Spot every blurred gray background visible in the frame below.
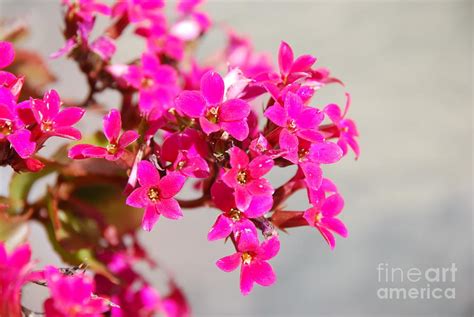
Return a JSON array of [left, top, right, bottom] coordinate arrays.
[[0, 0, 472, 316]]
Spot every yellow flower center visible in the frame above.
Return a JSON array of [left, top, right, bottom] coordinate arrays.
[[287, 119, 297, 132], [147, 188, 160, 202], [314, 212, 323, 224], [41, 121, 54, 132], [236, 170, 248, 185], [229, 208, 241, 222], [205, 107, 219, 124], [176, 160, 186, 170], [0, 121, 13, 136], [241, 252, 252, 265], [141, 76, 154, 89], [106, 143, 118, 154]]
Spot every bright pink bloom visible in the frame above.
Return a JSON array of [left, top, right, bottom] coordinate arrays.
[[43, 266, 109, 317], [69, 109, 138, 161], [207, 181, 272, 241], [323, 93, 360, 158], [113, 0, 164, 23], [221, 147, 274, 211], [277, 41, 317, 84], [264, 92, 324, 163], [0, 41, 14, 69], [63, 0, 111, 22], [110, 53, 178, 115], [0, 88, 36, 158], [126, 160, 186, 231], [0, 243, 35, 317], [171, 0, 210, 42], [216, 236, 280, 295], [30, 89, 85, 140], [175, 71, 251, 141], [161, 280, 191, 317], [304, 179, 348, 249]]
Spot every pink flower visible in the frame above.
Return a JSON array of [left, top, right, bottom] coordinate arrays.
[[126, 160, 186, 231], [221, 147, 274, 211], [264, 92, 324, 163], [69, 109, 138, 161], [30, 89, 85, 140], [63, 0, 111, 22], [111, 53, 178, 115], [277, 41, 317, 85], [0, 243, 35, 317], [175, 71, 251, 141], [216, 236, 280, 295], [207, 181, 272, 241], [323, 93, 360, 159], [0, 41, 14, 69], [113, 0, 164, 23], [0, 88, 36, 158], [303, 180, 348, 249], [43, 266, 109, 317]]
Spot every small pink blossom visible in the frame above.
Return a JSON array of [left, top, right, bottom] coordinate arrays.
[[207, 181, 272, 242], [0, 243, 35, 317], [304, 179, 348, 249], [0, 88, 36, 158], [221, 147, 274, 211], [69, 109, 138, 161], [265, 92, 324, 163], [43, 266, 109, 317], [216, 236, 280, 295], [126, 160, 186, 231], [323, 93, 360, 158], [175, 71, 251, 141], [63, 0, 111, 22], [0, 41, 15, 69], [112, 0, 164, 23], [30, 89, 85, 140]]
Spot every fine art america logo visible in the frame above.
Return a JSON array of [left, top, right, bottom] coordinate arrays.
[[376, 263, 456, 300]]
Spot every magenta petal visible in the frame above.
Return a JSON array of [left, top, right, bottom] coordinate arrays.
[[175, 91, 206, 118], [247, 178, 273, 196], [221, 168, 238, 188], [264, 105, 287, 127], [290, 54, 317, 73], [324, 103, 342, 122], [8, 129, 35, 158], [211, 181, 236, 212], [228, 147, 249, 168], [54, 107, 85, 127], [103, 109, 121, 141], [126, 187, 148, 208], [207, 215, 233, 241], [235, 224, 259, 251], [53, 126, 82, 140], [82, 146, 108, 158], [278, 41, 294, 76], [216, 253, 241, 272], [156, 198, 183, 220], [44, 89, 61, 117], [240, 264, 254, 295], [235, 186, 251, 211], [279, 129, 298, 163], [248, 155, 274, 178], [318, 226, 336, 250], [200, 71, 224, 104], [118, 130, 139, 148], [303, 207, 318, 227], [221, 120, 249, 141], [300, 162, 322, 189], [284, 92, 303, 119], [137, 160, 160, 186], [68, 144, 95, 159], [258, 237, 280, 261], [244, 195, 273, 218], [159, 172, 186, 199], [309, 142, 343, 164], [199, 116, 220, 135], [322, 217, 348, 238], [322, 193, 344, 217], [142, 204, 160, 232], [0, 41, 15, 69], [9, 244, 32, 267], [250, 261, 276, 286], [219, 99, 250, 121], [295, 108, 323, 130]]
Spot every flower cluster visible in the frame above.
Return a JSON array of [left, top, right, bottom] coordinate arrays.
[[0, 0, 359, 315]]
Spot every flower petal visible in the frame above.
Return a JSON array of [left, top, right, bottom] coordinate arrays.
[[137, 160, 160, 186], [200, 71, 224, 104], [250, 260, 276, 286], [118, 130, 139, 148], [221, 120, 249, 141], [284, 92, 303, 119], [207, 215, 233, 241], [278, 41, 294, 76], [318, 226, 336, 250], [7, 129, 35, 158], [0, 41, 15, 69], [54, 107, 85, 127], [126, 187, 149, 208], [248, 155, 273, 178], [300, 162, 323, 189], [53, 126, 82, 140], [322, 193, 344, 217], [159, 172, 186, 199], [219, 99, 250, 121], [175, 91, 206, 118], [321, 217, 348, 238], [142, 204, 160, 232], [199, 116, 220, 135], [295, 107, 323, 130], [240, 264, 254, 295], [290, 54, 317, 73], [82, 146, 108, 158], [258, 237, 280, 261], [244, 195, 273, 218], [235, 186, 251, 211], [156, 198, 183, 220], [216, 252, 241, 272], [264, 105, 287, 127], [247, 178, 273, 196], [103, 109, 121, 141], [309, 142, 343, 164], [228, 147, 249, 169]]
